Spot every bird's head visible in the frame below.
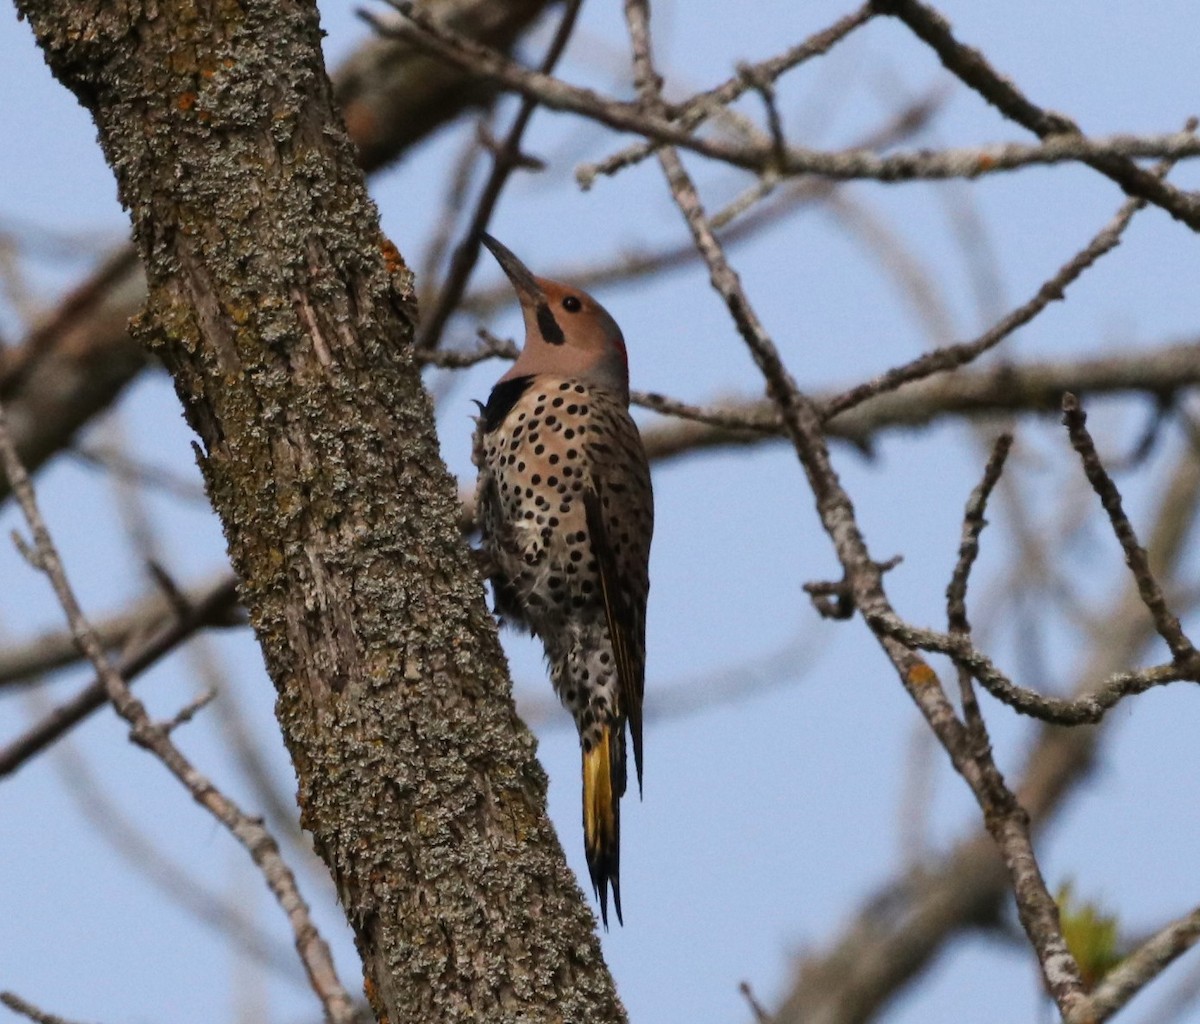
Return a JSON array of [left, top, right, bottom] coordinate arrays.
[[481, 233, 630, 402]]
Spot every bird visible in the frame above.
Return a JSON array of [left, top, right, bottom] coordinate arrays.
[[473, 233, 653, 927]]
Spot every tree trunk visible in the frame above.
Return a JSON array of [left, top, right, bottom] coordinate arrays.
[[14, 1, 625, 1021]]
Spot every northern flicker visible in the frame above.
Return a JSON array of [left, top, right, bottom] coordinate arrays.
[[474, 233, 653, 927]]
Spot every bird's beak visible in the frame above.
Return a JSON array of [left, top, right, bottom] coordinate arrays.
[[481, 233, 543, 303]]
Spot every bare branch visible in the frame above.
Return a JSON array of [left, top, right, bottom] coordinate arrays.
[[775, 438, 1200, 1022], [0, 571, 240, 689], [518, 632, 823, 728], [0, 575, 240, 776], [160, 686, 218, 733], [947, 433, 1012, 732], [0, 402, 355, 1024], [0, 0, 558, 508], [198, 636, 309, 846], [825, 149, 1183, 418], [368, 7, 1200, 193], [69, 442, 209, 503], [420, 329, 520, 368], [332, 0, 554, 176], [1083, 904, 1200, 1022], [739, 981, 775, 1024], [458, 86, 948, 323], [635, 339, 1200, 462], [0, 993, 96, 1024], [869, 610, 1193, 725], [875, 0, 1200, 231], [947, 436, 1012, 634], [42, 734, 304, 982], [1062, 392, 1197, 663]]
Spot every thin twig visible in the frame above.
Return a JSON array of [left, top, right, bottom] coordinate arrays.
[[947, 433, 1012, 733], [0, 993, 95, 1024], [69, 442, 209, 503], [0, 248, 140, 398], [823, 191, 957, 346], [161, 686, 217, 733], [633, 339, 1200, 463], [823, 148, 1184, 418], [1081, 903, 1200, 1022], [413, 0, 584, 351], [1133, 947, 1200, 1024], [774, 438, 1200, 1023], [458, 86, 947, 322], [0, 571, 241, 689], [947, 434, 1013, 636], [0, 400, 356, 1024], [415, 126, 489, 316], [876, 0, 1200, 231], [520, 632, 822, 728], [739, 980, 774, 1024], [418, 330, 519, 368], [737, 61, 787, 173], [1062, 392, 1197, 663], [193, 631, 307, 845]]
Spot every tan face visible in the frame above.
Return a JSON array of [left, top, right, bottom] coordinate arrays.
[[525, 276, 627, 365], [482, 234, 630, 399]]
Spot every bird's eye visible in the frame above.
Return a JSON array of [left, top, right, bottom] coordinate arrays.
[[562, 295, 582, 313]]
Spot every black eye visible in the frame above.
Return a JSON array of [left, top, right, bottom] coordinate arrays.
[[562, 295, 582, 313]]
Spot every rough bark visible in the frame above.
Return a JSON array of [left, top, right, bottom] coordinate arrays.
[[13, 1, 623, 1022]]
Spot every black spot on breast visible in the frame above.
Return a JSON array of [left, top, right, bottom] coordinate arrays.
[[482, 376, 534, 433], [536, 303, 564, 345]]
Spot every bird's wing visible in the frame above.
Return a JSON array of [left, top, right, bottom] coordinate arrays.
[[583, 484, 644, 793]]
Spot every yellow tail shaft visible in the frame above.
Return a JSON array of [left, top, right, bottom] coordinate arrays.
[[582, 723, 623, 927]]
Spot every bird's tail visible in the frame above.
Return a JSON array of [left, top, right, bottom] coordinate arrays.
[[582, 721, 625, 928]]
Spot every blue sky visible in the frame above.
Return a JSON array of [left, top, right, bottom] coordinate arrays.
[[3, 2, 1200, 1023]]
